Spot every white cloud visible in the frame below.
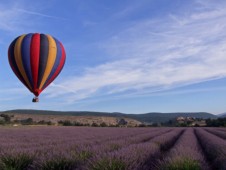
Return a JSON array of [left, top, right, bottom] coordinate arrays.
[[0, 87, 28, 96], [16, 8, 69, 20], [0, 6, 24, 31], [0, 3, 42, 33], [0, 2, 67, 33], [41, 1, 226, 103]]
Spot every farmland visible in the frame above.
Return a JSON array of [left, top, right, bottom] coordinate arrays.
[[0, 127, 225, 170]]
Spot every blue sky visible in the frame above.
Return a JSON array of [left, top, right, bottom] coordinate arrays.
[[0, 0, 226, 114]]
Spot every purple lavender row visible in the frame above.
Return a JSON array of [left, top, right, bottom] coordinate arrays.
[[26, 127, 168, 157], [0, 126, 150, 145], [195, 128, 226, 170], [0, 127, 164, 155], [85, 128, 184, 170], [204, 128, 226, 140], [84, 128, 172, 155], [0, 127, 153, 151], [26, 128, 172, 169], [216, 128, 226, 132], [0, 127, 151, 169], [0, 127, 168, 169], [157, 128, 210, 170]]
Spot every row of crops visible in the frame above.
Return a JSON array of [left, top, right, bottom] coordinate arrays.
[[0, 127, 225, 170]]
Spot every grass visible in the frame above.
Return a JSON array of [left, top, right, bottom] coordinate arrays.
[[36, 158, 77, 170], [76, 150, 93, 161], [163, 158, 201, 170], [0, 153, 33, 170], [91, 158, 126, 170], [109, 143, 121, 151]]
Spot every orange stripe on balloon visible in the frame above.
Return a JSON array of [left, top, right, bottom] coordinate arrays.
[[39, 35, 57, 89], [14, 35, 32, 90]]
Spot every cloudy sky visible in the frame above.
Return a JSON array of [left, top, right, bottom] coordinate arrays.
[[0, 0, 226, 114]]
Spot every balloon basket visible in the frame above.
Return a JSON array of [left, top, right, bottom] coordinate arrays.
[[32, 97, 39, 103]]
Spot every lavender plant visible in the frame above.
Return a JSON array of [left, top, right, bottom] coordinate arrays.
[[204, 128, 226, 140], [195, 128, 226, 170], [0, 126, 224, 170], [158, 128, 210, 170]]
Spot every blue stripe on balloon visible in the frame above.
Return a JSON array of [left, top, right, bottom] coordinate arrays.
[[9, 37, 30, 90], [21, 33, 34, 88], [42, 37, 62, 90], [8, 38, 17, 70], [38, 34, 49, 88]]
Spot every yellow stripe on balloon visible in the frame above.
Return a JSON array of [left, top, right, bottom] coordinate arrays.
[[39, 35, 57, 89], [14, 35, 32, 90]]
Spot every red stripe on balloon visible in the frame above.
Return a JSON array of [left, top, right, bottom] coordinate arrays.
[[42, 42, 66, 91], [30, 33, 40, 96]]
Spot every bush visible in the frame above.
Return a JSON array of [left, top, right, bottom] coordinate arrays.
[[0, 120, 5, 125], [0, 114, 12, 123], [58, 120, 73, 126], [91, 122, 99, 127], [138, 124, 146, 127], [117, 119, 127, 126], [21, 118, 33, 125], [100, 122, 107, 127], [37, 120, 45, 125], [62, 120, 73, 126], [74, 122, 83, 126], [47, 121, 52, 125], [0, 153, 33, 170]]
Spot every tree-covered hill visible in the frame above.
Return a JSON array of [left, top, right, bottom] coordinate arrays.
[[2, 109, 217, 124]]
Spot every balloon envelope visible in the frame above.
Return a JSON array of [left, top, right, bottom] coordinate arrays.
[[8, 33, 66, 97]]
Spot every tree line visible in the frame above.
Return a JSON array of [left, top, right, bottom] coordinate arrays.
[[0, 114, 135, 127], [205, 118, 226, 127], [1, 113, 226, 127]]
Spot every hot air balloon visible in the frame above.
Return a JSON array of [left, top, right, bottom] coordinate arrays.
[[8, 33, 66, 102]]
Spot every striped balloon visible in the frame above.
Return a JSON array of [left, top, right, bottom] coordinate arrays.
[[8, 33, 66, 98]]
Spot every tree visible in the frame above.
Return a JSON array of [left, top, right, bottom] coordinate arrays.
[[91, 122, 99, 127], [21, 118, 33, 125], [117, 118, 127, 126], [0, 120, 5, 125], [62, 120, 73, 126], [100, 122, 107, 127], [138, 124, 146, 127], [205, 118, 226, 127], [74, 121, 83, 126], [0, 114, 12, 123]]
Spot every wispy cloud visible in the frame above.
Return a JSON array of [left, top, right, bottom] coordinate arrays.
[[0, 2, 68, 32], [0, 87, 28, 96], [16, 8, 69, 20], [0, 7, 23, 31], [0, 3, 41, 32], [44, 1, 226, 104]]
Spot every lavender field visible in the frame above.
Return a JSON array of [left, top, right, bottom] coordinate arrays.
[[0, 127, 225, 170]]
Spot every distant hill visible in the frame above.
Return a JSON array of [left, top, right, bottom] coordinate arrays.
[[3, 110, 125, 118], [125, 112, 217, 124], [2, 109, 217, 124], [9, 113, 141, 127], [218, 113, 226, 118]]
